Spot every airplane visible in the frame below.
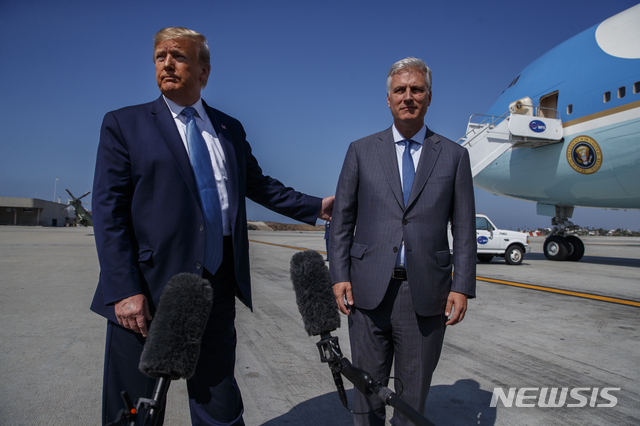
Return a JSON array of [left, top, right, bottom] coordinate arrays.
[[63, 189, 93, 227], [459, 4, 640, 262]]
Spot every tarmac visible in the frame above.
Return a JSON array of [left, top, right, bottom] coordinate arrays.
[[0, 226, 639, 425]]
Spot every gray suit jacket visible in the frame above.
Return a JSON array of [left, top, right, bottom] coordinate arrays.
[[329, 126, 476, 316]]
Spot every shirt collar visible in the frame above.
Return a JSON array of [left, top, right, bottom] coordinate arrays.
[[163, 96, 206, 120], [392, 124, 426, 146]]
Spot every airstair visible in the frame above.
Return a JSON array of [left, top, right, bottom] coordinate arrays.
[[458, 97, 564, 177]]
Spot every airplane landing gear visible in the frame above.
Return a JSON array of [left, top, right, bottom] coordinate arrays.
[[542, 206, 585, 262], [543, 235, 585, 261], [544, 235, 569, 261], [565, 235, 585, 261]]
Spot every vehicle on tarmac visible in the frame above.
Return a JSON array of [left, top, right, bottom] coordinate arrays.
[[475, 214, 530, 265], [448, 214, 531, 265]]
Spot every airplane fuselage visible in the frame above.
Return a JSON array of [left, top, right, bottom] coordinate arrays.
[[474, 4, 640, 211]]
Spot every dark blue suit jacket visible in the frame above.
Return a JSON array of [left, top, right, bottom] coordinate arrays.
[[91, 96, 321, 322]]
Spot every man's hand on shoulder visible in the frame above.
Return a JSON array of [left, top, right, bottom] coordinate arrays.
[[445, 291, 468, 326], [114, 294, 153, 337], [333, 281, 353, 315], [318, 196, 334, 221]]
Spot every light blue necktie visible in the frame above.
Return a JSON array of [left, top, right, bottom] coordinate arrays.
[[182, 106, 223, 273], [402, 139, 415, 206]]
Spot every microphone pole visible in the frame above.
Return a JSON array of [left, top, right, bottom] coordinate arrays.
[[108, 375, 170, 426], [319, 333, 349, 408], [316, 332, 435, 426], [144, 376, 170, 426], [106, 377, 169, 426]]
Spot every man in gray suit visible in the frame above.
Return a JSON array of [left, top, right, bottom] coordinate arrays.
[[329, 57, 476, 426]]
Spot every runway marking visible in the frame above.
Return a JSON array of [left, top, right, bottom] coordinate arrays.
[[249, 239, 639, 308], [477, 276, 640, 308]]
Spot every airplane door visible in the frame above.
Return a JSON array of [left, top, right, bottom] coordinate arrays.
[[476, 216, 501, 252], [538, 91, 559, 118]]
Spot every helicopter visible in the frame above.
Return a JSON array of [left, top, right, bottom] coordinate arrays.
[[63, 189, 93, 227]]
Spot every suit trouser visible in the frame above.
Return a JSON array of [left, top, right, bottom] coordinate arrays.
[[348, 278, 446, 426], [102, 238, 245, 426]]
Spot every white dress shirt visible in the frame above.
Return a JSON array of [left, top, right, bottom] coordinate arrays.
[[163, 96, 231, 235], [392, 124, 426, 268]]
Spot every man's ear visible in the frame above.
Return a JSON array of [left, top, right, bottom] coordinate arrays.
[[200, 63, 211, 85]]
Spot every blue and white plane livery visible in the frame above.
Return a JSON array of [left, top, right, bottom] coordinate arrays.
[[460, 4, 640, 262]]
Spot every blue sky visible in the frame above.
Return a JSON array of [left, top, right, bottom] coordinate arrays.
[[1, 0, 638, 231]]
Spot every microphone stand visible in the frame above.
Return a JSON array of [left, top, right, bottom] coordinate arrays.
[[107, 376, 170, 426], [317, 333, 434, 426]]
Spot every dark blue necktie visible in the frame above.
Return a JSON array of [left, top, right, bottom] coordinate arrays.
[[182, 106, 223, 273], [402, 139, 415, 206]]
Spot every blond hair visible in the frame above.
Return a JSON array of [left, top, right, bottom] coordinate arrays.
[[153, 27, 211, 88]]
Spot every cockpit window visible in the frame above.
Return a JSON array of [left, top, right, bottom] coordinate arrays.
[[507, 75, 520, 89]]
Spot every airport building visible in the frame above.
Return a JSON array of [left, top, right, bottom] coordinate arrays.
[[0, 197, 73, 227]]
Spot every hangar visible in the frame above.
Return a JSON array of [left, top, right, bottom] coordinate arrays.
[[0, 197, 72, 227]]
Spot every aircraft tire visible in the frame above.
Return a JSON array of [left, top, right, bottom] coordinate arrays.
[[504, 245, 524, 265], [565, 235, 585, 262], [477, 254, 494, 263], [544, 235, 569, 261]]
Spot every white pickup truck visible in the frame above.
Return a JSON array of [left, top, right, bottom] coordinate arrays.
[[474, 214, 531, 265], [449, 214, 531, 265]]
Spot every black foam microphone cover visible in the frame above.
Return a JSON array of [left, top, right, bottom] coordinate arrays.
[[290, 250, 340, 336], [139, 273, 213, 380]]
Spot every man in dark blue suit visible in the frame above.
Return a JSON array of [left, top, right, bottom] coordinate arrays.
[[330, 57, 476, 425], [91, 27, 333, 425]]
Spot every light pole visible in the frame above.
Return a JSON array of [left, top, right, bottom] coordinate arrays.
[[53, 177, 59, 203]]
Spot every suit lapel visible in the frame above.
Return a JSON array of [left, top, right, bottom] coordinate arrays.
[[375, 127, 405, 210], [408, 127, 441, 207], [150, 97, 202, 208], [203, 101, 239, 221]]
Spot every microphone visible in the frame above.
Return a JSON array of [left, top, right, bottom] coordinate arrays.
[[289, 250, 340, 336], [136, 273, 213, 426], [139, 273, 213, 379], [290, 250, 347, 406], [289, 251, 434, 426]]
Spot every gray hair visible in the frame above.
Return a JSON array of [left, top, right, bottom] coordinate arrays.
[[153, 27, 211, 88], [386, 57, 432, 95]]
